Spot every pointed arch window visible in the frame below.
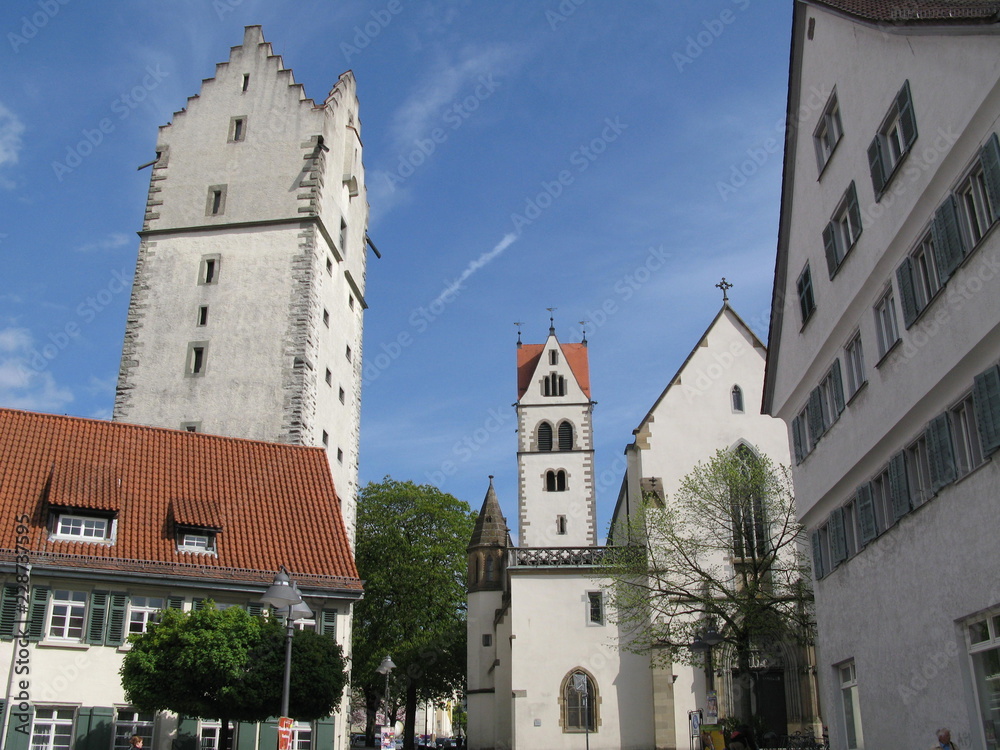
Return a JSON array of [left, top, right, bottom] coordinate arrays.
[[732, 385, 744, 413], [558, 421, 574, 450], [545, 470, 567, 492], [538, 423, 553, 451], [561, 670, 598, 732], [485, 556, 495, 582], [731, 445, 767, 559], [470, 557, 479, 586]]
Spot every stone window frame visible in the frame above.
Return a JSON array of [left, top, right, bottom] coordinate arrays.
[[206, 184, 228, 217]]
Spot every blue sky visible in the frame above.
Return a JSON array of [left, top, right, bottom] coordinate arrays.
[[0, 0, 791, 538]]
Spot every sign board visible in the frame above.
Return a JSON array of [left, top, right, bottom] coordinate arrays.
[[277, 717, 293, 750], [705, 691, 718, 724], [380, 727, 396, 749]]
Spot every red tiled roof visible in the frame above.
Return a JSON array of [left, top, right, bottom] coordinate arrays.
[[516, 341, 591, 400], [0, 409, 360, 591], [812, 0, 1000, 23]]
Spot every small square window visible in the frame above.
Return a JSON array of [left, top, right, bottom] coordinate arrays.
[[197, 305, 209, 326], [325, 368, 332, 386], [206, 185, 227, 216], [180, 421, 200, 433], [339, 387, 345, 404], [229, 116, 248, 143], [482, 634, 492, 647], [200, 255, 221, 285]]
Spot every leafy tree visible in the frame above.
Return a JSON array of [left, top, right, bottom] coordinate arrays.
[[121, 603, 347, 748], [602, 447, 814, 722], [352, 477, 475, 749]]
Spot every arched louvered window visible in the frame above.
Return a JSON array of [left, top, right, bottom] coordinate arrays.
[[732, 385, 745, 413], [558, 421, 573, 450], [538, 423, 553, 451]]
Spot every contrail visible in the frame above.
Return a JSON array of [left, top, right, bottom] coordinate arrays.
[[432, 232, 519, 307]]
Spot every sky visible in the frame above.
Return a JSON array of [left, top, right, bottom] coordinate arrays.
[[0, 0, 792, 539]]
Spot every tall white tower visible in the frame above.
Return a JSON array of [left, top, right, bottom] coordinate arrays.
[[113, 26, 369, 541], [515, 321, 597, 547]]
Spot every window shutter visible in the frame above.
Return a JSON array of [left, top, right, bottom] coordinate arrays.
[[558, 421, 573, 450], [973, 364, 1000, 456], [823, 223, 838, 278], [0, 585, 19, 640], [106, 592, 129, 646], [86, 591, 109, 645], [926, 413, 957, 491], [896, 258, 919, 328], [888, 451, 911, 522], [167, 595, 185, 610], [931, 195, 966, 282], [538, 423, 553, 451], [831, 359, 846, 415], [808, 387, 825, 441], [810, 530, 824, 580], [191, 598, 206, 611], [792, 416, 805, 463], [856, 484, 877, 545], [981, 133, 1000, 222], [246, 602, 264, 617], [27, 586, 49, 641], [80, 707, 113, 750], [829, 508, 847, 566], [868, 137, 886, 198], [847, 182, 862, 242], [896, 80, 917, 151], [319, 608, 337, 638]]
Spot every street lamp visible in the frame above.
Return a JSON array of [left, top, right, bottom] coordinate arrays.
[[261, 567, 313, 722], [376, 655, 397, 734], [689, 624, 724, 690]]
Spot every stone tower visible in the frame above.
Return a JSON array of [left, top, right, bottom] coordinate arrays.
[[113, 26, 369, 541], [515, 322, 596, 547]]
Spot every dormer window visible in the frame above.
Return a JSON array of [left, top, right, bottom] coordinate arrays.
[[177, 527, 217, 554], [52, 511, 115, 543]]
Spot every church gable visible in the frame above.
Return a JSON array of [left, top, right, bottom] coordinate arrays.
[[517, 335, 591, 405]]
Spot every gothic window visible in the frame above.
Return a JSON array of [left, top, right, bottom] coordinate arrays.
[[485, 556, 495, 582], [543, 374, 566, 397], [732, 385, 744, 413], [470, 557, 479, 585], [558, 421, 574, 450], [561, 670, 598, 733], [731, 445, 767, 559], [538, 423, 553, 451]]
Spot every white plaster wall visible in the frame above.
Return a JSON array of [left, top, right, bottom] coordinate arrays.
[[507, 570, 654, 750]]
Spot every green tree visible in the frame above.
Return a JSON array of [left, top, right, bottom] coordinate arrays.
[[602, 447, 814, 723], [121, 603, 347, 748], [352, 478, 475, 749]]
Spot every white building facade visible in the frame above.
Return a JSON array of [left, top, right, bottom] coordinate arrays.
[[763, 3, 1000, 749], [113, 26, 370, 545], [467, 327, 655, 750], [611, 304, 818, 748]]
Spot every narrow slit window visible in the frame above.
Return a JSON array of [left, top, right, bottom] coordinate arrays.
[[337, 448, 344, 463], [323, 308, 330, 327], [241, 74, 250, 92], [325, 368, 332, 386], [200, 256, 220, 285], [231, 117, 246, 143], [322, 431, 329, 447], [206, 185, 227, 216], [197, 306, 209, 326], [339, 387, 345, 404], [191, 347, 205, 374]]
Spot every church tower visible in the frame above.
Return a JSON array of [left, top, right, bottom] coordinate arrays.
[[515, 321, 596, 547], [113, 27, 369, 540]]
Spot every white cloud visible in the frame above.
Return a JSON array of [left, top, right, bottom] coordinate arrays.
[[75, 232, 131, 254], [389, 44, 521, 151], [0, 102, 25, 179], [0, 326, 74, 411]]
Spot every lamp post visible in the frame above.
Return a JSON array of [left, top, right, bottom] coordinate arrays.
[[376, 655, 397, 737], [260, 567, 313, 725]]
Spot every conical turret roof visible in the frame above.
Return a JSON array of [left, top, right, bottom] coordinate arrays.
[[468, 476, 508, 550]]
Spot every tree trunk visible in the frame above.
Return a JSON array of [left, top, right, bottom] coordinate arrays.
[[364, 686, 381, 747], [219, 717, 231, 750], [403, 680, 418, 750]]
